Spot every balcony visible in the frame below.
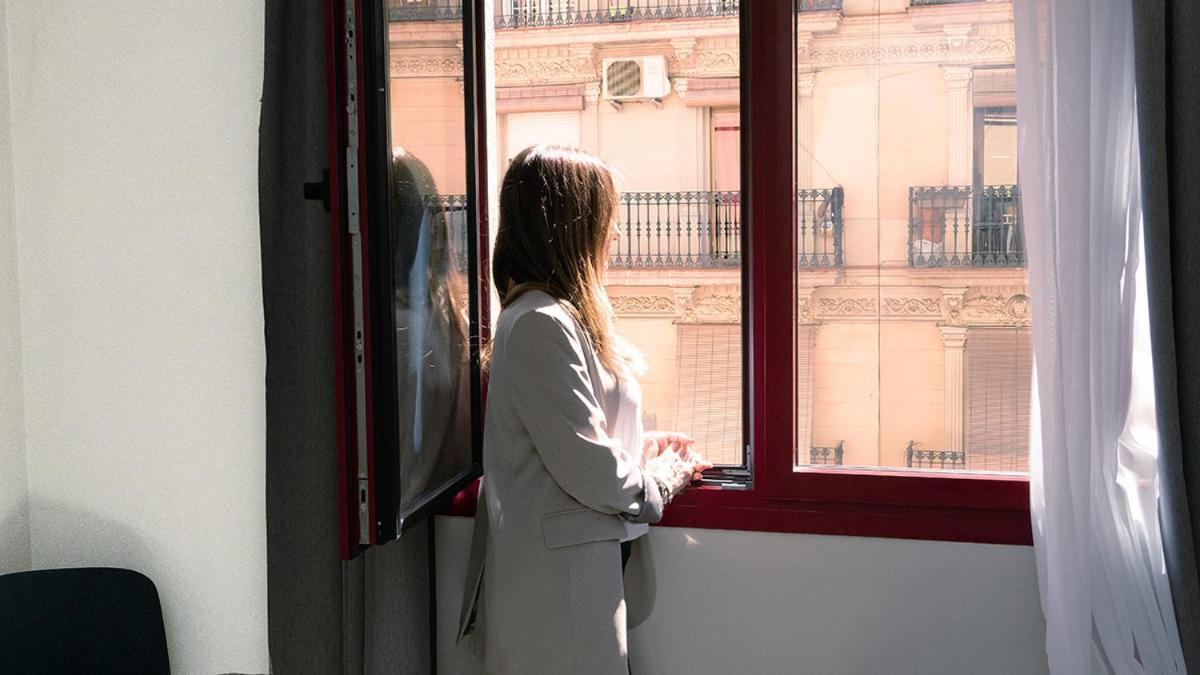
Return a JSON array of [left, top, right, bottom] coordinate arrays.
[[388, 0, 843, 26], [905, 441, 966, 470], [806, 441, 845, 466], [908, 185, 1024, 268], [609, 187, 843, 269], [431, 188, 843, 270]]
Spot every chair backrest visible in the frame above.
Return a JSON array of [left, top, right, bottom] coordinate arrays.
[[0, 567, 170, 674]]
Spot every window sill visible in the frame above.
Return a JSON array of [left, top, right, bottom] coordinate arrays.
[[440, 476, 1033, 546]]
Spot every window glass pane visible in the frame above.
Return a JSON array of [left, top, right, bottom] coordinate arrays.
[[795, 0, 1028, 474], [386, 0, 473, 517], [489, 1, 746, 467]]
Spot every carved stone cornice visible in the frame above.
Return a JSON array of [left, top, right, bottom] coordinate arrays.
[[390, 52, 463, 78], [960, 290, 1031, 327], [678, 285, 740, 323], [816, 297, 877, 317], [808, 34, 1013, 68], [881, 296, 941, 317], [610, 294, 677, 316], [496, 46, 598, 86], [666, 36, 739, 77]]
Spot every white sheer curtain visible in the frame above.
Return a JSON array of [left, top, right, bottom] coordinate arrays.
[[1015, 0, 1187, 672]]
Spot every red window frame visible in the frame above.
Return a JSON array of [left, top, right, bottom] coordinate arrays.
[[442, 1, 1032, 546], [653, 1, 1030, 546]]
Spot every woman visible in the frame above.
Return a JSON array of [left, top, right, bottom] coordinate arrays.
[[457, 145, 710, 674]]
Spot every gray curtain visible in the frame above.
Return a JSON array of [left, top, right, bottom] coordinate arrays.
[[1132, 2, 1200, 670], [259, 1, 433, 672]]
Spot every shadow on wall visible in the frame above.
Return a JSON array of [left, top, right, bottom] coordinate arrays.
[[0, 497, 31, 575], [21, 497, 151, 571]]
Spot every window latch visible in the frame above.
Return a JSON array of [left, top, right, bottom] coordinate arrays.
[[303, 169, 330, 212]]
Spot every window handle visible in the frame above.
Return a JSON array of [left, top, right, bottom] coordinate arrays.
[[304, 169, 330, 213]]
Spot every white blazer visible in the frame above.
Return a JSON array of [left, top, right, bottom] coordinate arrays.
[[457, 290, 664, 675]]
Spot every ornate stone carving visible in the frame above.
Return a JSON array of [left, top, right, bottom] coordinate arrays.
[[798, 295, 815, 324], [942, 288, 967, 326], [496, 46, 598, 85], [960, 292, 1032, 326], [679, 285, 740, 323], [667, 49, 739, 77], [670, 37, 697, 61], [816, 297, 877, 317], [610, 295, 676, 315], [807, 36, 1014, 68], [390, 54, 463, 78], [943, 23, 973, 49], [881, 297, 941, 317]]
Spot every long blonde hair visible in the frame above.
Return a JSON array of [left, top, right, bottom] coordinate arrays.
[[491, 145, 641, 377]]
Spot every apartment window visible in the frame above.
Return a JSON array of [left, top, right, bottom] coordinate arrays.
[[710, 108, 740, 191], [337, 0, 1033, 551]]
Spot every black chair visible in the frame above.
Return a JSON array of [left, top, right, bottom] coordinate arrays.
[[0, 567, 170, 674]]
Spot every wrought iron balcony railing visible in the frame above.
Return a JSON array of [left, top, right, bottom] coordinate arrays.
[[610, 190, 740, 269], [908, 184, 1024, 268], [910, 0, 995, 5], [389, 0, 464, 21], [609, 187, 843, 269], [807, 441, 844, 465], [388, 0, 843, 26], [905, 441, 966, 470], [799, 187, 843, 267], [425, 188, 843, 271]]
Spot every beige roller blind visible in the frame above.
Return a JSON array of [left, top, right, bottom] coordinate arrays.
[[674, 323, 742, 466], [973, 68, 1016, 108], [504, 110, 582, 163], [964, 327, 1031, 472]]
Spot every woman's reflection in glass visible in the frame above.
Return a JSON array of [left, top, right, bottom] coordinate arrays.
[[391, 146, 471, 519]]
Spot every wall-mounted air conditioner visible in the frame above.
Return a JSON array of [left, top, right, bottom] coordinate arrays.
[[601, 56, 671, 103]]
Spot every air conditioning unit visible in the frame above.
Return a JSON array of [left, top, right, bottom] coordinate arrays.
[[602, 56, 671, 102]]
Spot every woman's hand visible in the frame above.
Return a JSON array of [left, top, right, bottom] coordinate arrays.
[[641, 431, 694, 460], [645, 444, 710, 501], [678, 445, 713, 482]]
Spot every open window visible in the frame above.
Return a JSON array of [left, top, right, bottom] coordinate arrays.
[[329, 0, 1033, 555], [329, 0, 489, 556]]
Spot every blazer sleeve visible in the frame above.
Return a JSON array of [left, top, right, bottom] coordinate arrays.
[[505, 309, 664, 524]]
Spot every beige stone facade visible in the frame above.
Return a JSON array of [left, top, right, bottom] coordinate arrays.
[[387, 0, 1030, 472]]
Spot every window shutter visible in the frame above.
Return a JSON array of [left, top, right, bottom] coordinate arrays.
[[504, 110, 582, 163], [972, 68, 1016, 108], [964, 327, 1031, 472], [674, 323, 742, 466]]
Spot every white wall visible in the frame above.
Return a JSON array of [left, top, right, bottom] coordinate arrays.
[[435, 516, 1049, 674], [4, 3, 268, 673], [0, 0, 32, 576]]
